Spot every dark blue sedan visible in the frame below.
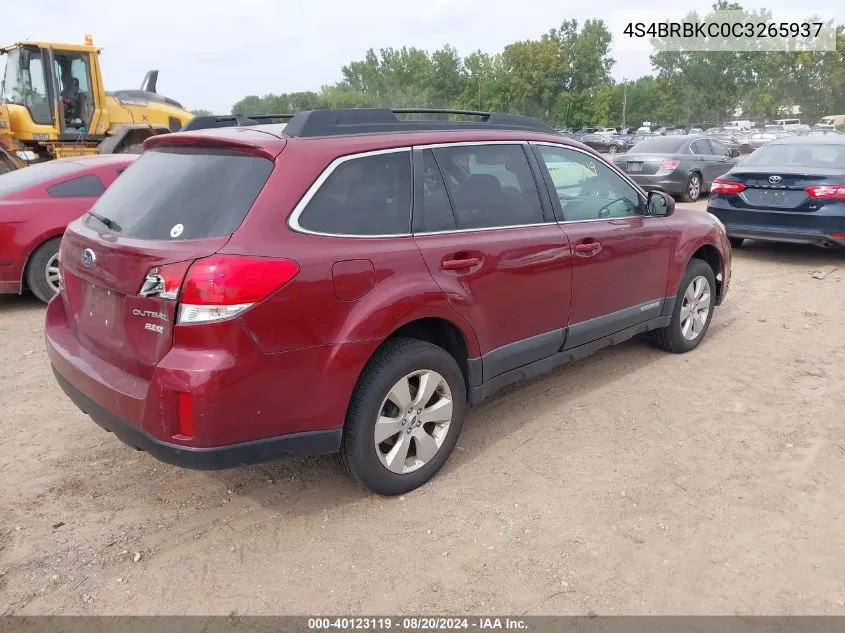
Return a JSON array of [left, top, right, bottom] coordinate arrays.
[[708, 135, 845, 249]]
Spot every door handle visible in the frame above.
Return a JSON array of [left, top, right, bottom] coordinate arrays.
[[441, 257, 480, 270], [574, 241, 602, 256]]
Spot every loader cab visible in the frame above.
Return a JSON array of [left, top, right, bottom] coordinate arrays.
[[1, 40, 105, 140]]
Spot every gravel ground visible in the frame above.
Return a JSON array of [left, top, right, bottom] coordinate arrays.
[[1, 207, 844, 615]]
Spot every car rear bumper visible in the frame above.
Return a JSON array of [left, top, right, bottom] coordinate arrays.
[[723, 226, 845, 247], [708, 198, 845, 247], [51, 368, 341, 470], [45, 295, 372, 469]]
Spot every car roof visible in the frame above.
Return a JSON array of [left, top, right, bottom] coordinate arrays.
[[769, 134, 845, 145], [153, 108, 569, 156], [150, 125, 571, 157]]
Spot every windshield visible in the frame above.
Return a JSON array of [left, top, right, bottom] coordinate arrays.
[[630, 137, 688, 153], [1, 46, 53, 125], [741, 143, 845, 169]]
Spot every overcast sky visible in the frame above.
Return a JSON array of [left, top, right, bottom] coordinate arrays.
[[3, 0, 839, 114]]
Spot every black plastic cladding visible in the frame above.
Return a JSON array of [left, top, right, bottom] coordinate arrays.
[[179, 108, 557, 137]]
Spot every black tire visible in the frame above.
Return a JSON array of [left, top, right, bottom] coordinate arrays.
[[681, 172, 702, 202], [740, 145, 751, 154], [608, 145, 618, 155], [338, 337, 467, 496], [25, 237, 62, 304], [729, 237, 745, 248], [650, 258, 717, 354]]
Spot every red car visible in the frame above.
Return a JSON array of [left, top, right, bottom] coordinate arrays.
[[0, 154, 136, 303], [46, 109, 732, 495]]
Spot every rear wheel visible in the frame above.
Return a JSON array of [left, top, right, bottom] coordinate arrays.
[[650, 259, 716, 354], [681, 173, 702, 202], [338, 338, 466, 495], [26, 237, 62, 303], [729, 237, 745, 248]]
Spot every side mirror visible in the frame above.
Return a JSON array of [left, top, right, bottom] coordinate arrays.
[[647, 190, 675, 217]]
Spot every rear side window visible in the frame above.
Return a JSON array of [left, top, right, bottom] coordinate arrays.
[[297, 150, 412, 235], [419, 149, 457, 232], [48, 174, 106, 198], [432, 144, 544, 229], [690, 140, 710, 155], [83, 148, 273, 240], [0, 160, 83, 198]]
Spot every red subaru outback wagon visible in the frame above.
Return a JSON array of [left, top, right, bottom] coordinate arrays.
[[46, 108, 731, 495]]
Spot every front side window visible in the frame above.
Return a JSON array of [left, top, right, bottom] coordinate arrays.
[[431, 144, 544, 230], [536, 144, 642, 221], [297, 151, 412, 236]]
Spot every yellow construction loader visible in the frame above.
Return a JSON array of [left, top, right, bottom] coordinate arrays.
[[0, 35, 193, 174]]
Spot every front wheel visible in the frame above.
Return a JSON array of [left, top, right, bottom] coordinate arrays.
[[338, 338, 467, 495], [608, 145, 618, 155], [650, 259, 716, 354]]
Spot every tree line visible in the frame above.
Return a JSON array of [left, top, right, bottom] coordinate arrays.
[[228, 1, 845, 129]]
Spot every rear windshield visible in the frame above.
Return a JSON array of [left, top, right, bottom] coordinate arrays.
[[83, 148, 273, 240], [629, 137, 688, 153], [0, 160, 84, 198], [741, 143, 845, 169]]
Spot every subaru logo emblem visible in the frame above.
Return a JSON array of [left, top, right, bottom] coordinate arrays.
[[81, 248, 96, 268], [768, 175, 782, 184]]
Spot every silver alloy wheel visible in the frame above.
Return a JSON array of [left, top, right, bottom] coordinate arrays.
[[374, 369, 454, 474], [688, 175, 701, 200], [45, 253, 61, 294], [680, 275, 711, 340], [608, 145, 618, 154]]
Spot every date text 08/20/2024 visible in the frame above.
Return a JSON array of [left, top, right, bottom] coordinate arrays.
[[307, 617, 528, 630]]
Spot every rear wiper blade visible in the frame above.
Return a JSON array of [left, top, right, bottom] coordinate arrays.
[[87, 210, 122, 232]]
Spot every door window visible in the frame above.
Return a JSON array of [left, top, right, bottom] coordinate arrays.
[[432, 144, 543, 229], [535, 144, 643, 221], [418, 149, 458, 232], [690, 139, 710, 155]]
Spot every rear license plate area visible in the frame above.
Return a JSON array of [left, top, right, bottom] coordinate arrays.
[[745, 189, 806, 208], [80, 283, 121, 342], [627, 162, 643, 173]]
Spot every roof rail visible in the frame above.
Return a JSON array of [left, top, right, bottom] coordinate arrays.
[[179, 113, 294, 132], [281, 108, 556, 137]]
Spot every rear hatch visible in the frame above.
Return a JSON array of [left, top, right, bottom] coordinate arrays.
[[59, 145, 277, 380]]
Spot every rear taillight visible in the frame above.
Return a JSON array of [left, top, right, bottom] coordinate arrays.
[[711, 180, 746, 194], [659, 160, 680, 170], [178, 256, 299, 324], [805, 185, 845, 199]]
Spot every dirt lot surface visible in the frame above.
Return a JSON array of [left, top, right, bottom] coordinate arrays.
[[2, 203, 844, 615]]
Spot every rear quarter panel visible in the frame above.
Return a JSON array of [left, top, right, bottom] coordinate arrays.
[[1, 196, 95, 290]]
